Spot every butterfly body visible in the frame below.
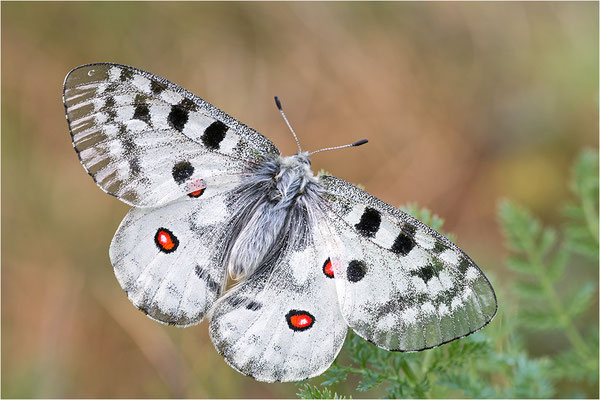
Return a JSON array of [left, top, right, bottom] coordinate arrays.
[[64, 63, 497, 383], [226, 152, 320, 280]]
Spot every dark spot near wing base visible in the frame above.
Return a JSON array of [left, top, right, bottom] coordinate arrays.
[[347, 260, 367, 282], [172, 161, 194, 184]]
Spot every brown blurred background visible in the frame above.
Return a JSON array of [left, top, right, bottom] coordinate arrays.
[[2, 2, 597, 398]]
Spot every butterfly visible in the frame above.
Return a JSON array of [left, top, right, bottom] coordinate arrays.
[[63, 63, 497, 383]]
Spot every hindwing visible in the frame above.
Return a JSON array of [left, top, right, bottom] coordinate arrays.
[[209, 210, 347, 382], [110, 192, 234, 326]]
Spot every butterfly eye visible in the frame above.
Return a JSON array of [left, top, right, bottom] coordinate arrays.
[[285, 310, 315, 331], [154, 228, 179, 253]]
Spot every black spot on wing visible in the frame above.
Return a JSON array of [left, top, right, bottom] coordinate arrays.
[[104, 97, 117, 123], [150, 80, 166, 95], [355, 207, 381, 237], [133, 94, 151, 125], [105, 96, 115, 108], [433, 241, 447, 254], [120, 68, 134, 82], [391, 232, 415, 255], [457, 257, 470, 274], [403, 223, 416, 236], [168, 104, 189, 132], [172, 161, 194, 184], [202, 121, 228, 150], [105, 82, 119, 93], [411, 264, 436, 283], [347, 260, 367, 282], [180, 98, 199, 112]]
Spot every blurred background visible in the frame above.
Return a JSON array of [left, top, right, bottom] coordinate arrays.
[[2, 2, 597, 398]]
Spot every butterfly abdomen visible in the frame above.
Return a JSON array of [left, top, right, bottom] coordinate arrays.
[[226, 153, 320, 279]]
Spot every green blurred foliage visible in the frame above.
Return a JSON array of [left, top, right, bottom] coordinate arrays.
[[2, 2, 597, 398]]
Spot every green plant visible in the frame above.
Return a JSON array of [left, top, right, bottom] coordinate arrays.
[[298, 149, 599, 399], [499, 149, 599, 392]]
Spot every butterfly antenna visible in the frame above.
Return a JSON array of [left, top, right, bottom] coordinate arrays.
[[274, 96, 302, 153], [308, 139, 368, 156]]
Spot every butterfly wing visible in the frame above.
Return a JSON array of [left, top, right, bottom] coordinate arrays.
[[65, 63, 281, 325], [63, 63, 279, 207], [208, 213, 347, 382], [109, 191, 236, 326], [319, 174, 497, 351]]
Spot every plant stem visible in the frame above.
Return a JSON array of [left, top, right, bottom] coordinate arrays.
[[399, 359, 418, 382], [530, 252, 590, 359], [580, 184, 599, 242]]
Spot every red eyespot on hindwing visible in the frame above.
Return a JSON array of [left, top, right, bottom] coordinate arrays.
[[188, 188, 205, 198], [186, 178, 206, 198], [154, 228, 179, 253], [285, 310, 315, 331], [323, 257, 335, 278]]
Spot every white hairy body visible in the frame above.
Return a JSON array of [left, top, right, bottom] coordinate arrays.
[[227, 152, 320, 280]]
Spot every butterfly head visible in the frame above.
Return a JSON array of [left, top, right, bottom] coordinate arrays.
[[278, 151, 314, 180], [291, 151, 311, 166]]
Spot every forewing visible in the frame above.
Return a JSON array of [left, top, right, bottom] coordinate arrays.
[[319, 175, 497, 351], [109, 192, 233, 326], [64, 63, 279, 207], [209, 217, 347, 382]]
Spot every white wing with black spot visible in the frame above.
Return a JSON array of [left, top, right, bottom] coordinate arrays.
[[63, 63, 279, 207], [208, 216, 347, 382], [109, 192, 235, 326], [319, 175, 497, 351]]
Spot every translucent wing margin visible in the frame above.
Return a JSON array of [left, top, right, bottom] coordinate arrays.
[[209, 211, 347, 382], [319, 174, 497, 351], [63, 63, 279, 207]]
